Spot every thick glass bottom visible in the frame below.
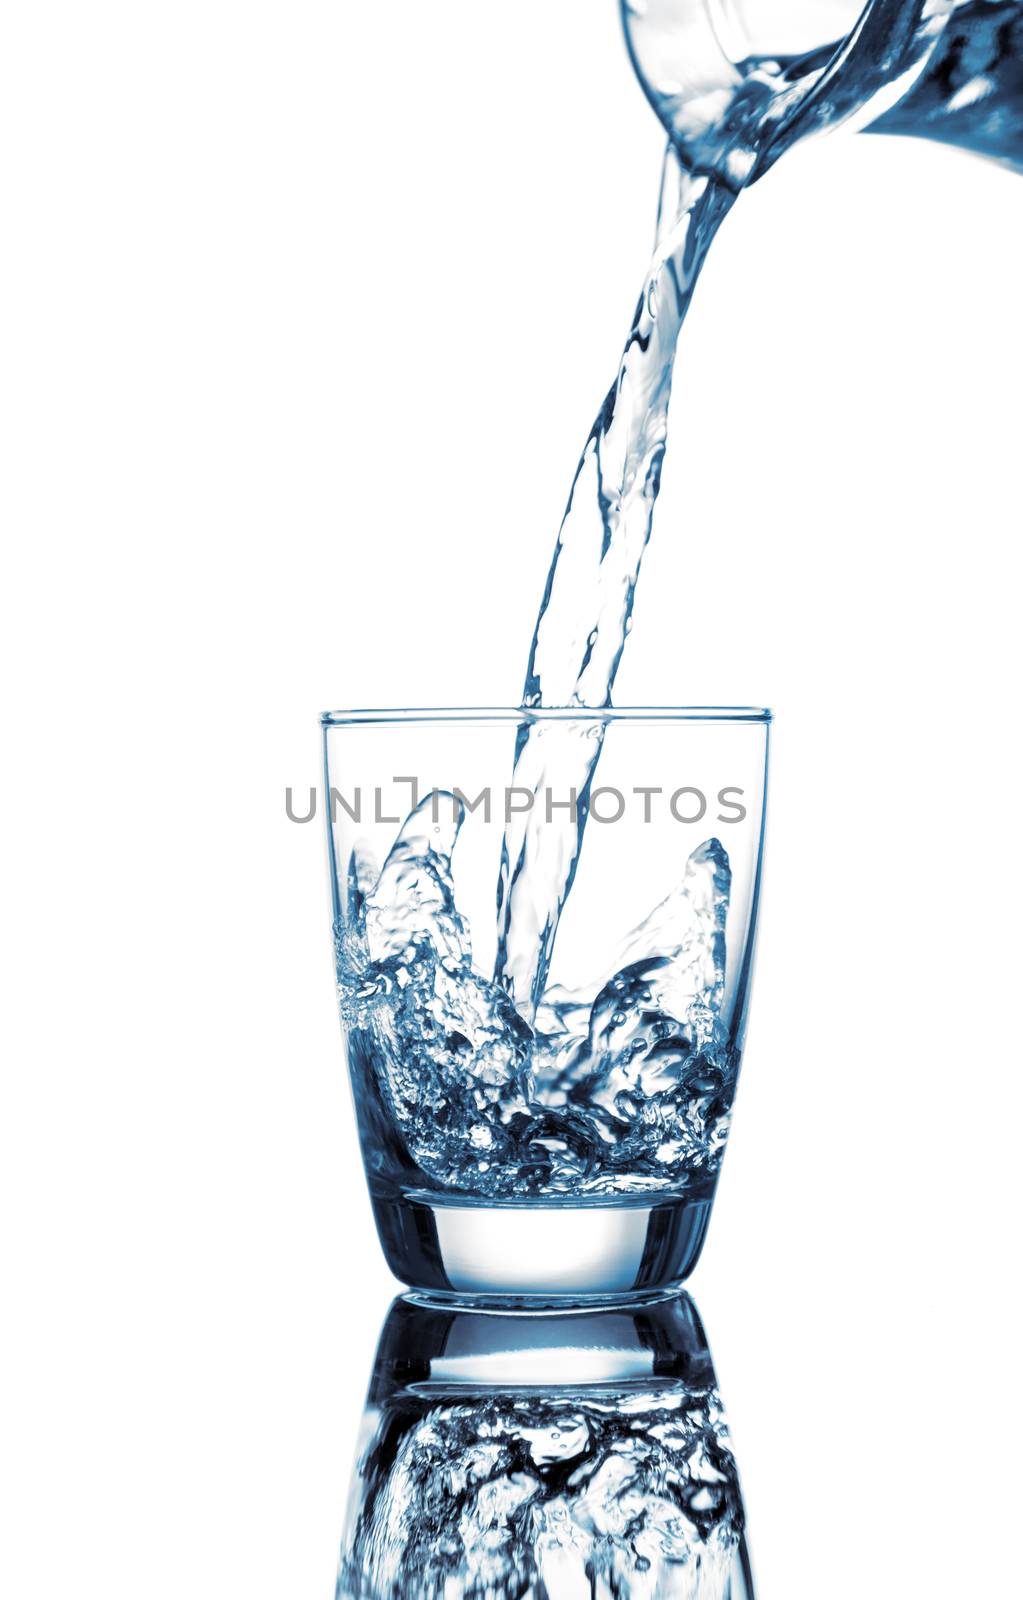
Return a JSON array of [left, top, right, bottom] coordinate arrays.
[[371, 1189, 713, 1304]]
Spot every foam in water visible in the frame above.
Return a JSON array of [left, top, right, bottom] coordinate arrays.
[[337, 1381, 744, 1600], [336, 796, 734, 1199]]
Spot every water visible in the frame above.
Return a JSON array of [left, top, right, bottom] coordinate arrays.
[[338, 1381, 744, 1600], [335, 0, 1023, 1202], [494, 165, 734, 1015], [868, 2, 1023, 167], [337, 797, 735, 1199]]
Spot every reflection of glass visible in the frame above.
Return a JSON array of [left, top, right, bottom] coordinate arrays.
[[337, 1292, 754, 1599], [324, 710, 769, 1302]]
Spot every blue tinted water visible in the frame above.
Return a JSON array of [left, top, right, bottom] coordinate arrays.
[[337, 797, 734, 1199]]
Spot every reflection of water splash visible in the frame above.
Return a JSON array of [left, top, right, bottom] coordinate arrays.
[[339, 1386, 743, 1600], [337, 1293, 752, 1600], [336, 797, 736, 1199]]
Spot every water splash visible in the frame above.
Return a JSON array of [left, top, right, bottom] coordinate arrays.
[[337, 798, 736, 1199]]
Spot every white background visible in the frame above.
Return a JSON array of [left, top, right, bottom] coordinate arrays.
[[2, 3, 1021, 1596]]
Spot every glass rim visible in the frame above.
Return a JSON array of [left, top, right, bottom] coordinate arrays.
[[321, 705, 772, 726]]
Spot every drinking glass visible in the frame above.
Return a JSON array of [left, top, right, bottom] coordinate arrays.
[[324, 708, 769, 1301], [337, 1291, 754, 1599]]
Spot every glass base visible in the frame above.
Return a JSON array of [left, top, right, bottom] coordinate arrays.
[[371, 1189, 712, 1304]]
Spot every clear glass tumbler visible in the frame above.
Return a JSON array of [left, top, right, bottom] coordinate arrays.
[[324, 708, 769, 1301]]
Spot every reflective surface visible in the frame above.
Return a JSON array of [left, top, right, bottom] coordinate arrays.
[[337, 1292, 753, 1599]]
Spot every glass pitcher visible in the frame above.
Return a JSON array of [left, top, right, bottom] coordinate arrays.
[[622, 0, 1023, 186]]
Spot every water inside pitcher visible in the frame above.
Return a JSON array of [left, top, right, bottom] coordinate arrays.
[[622, 0, 1023, 182]]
